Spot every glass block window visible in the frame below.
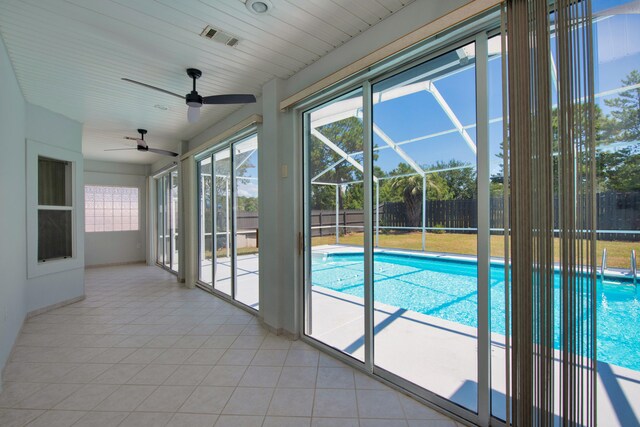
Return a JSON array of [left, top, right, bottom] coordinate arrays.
[[85, 186, 139, 232]]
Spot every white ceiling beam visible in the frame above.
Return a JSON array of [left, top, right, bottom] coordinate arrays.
[[372, 123, 425, 176], [310, 128, 378, 183], [312, 158, 346, 182], [426, 81, 477, 155]]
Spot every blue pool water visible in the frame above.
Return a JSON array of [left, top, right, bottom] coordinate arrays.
[[312, 252, 640, 371]]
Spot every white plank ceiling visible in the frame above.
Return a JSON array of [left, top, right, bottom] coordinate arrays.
[[0, 0, 414, 164]]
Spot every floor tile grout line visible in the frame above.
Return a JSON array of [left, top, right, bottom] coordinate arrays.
[[1, 265, 459, 427]]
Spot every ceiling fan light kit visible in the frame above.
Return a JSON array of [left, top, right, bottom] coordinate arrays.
[[186, 68, 203, 123], [187, 106, 200, 123]]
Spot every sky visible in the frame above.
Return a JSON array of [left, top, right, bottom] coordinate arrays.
[[197, 134, 259, 200], [312, 0, 640, 180], [198, 1, 640, 197]]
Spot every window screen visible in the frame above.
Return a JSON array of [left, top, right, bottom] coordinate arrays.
[[38, 156, 72, 261]]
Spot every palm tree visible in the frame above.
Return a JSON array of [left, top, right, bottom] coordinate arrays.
[[388, 164, 449, 227]]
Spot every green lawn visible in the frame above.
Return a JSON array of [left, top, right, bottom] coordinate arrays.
[[312, 231, 639, 269], [203, 247, 259, 260]]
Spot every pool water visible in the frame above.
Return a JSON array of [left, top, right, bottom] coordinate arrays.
[[312, 251, 640, 371]]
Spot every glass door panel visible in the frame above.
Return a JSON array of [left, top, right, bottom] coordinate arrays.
[[590, 2, 640, 424], [371, 42, 478, 411], [487, 33, 508, 420], [233, 135, 260, 309], [198, 157, 213, 286], [304, 89, 365, 362], [163, 175, 171, 270], [170, 170, 179, 272], [214, 148, 232, 296], [156, 175, 165, 266]]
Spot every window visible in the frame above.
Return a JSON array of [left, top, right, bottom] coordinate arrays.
[[27, 140, 83, 278], [85, 186, 139, 232], [38, 157, 72, 261]]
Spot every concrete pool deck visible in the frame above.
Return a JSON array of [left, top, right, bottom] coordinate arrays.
[[199, 254, 260, 310], [309, 244, 640, 426]]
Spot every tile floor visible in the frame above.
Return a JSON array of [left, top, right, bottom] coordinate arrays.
[[0, 264, 463, 427]]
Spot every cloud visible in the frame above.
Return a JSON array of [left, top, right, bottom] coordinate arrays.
[[237, 183, 258, 198]]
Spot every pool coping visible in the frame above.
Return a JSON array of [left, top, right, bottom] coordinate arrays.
[[313, 244, 639, 283]]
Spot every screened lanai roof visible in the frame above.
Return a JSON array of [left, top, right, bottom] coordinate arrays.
[[309, 11, 638, 187], [308, 38, 504, 186]]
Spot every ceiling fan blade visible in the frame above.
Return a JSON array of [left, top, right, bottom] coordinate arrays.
[[202, 94, 257, 104], [147, 147, 179, 157], [121, 78, 184, 99], [104, 148, 137, 151]]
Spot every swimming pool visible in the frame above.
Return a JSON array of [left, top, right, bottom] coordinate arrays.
[[311, 251, 640, 371]]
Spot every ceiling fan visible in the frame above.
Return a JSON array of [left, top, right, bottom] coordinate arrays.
[[122, 68, 256, 123], [104, 129, 179, 157]]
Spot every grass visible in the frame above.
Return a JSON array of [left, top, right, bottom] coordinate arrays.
[[203, 247, 259, 260], [312, 231, 639, 269]]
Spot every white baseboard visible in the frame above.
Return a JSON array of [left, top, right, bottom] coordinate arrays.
[[26, 295, 85, 319], [85, 260, 146, 268]]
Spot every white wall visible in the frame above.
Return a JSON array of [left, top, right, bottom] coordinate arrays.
[[185, 0, 470, 335], [84, 160, 149, 267], [0, 35, 85, 386], [0, 32, 27, 385], [24, 104, 85, 314]]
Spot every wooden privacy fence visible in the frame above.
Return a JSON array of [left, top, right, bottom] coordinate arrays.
[[310, 210, 365, 237], [306, 191, 640, 241], [236, 211, 260, 230], [595, 192, 640, 240], [378, 198, 505, 233]]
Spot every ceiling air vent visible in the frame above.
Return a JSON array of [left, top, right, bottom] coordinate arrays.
[[200, 25, 239, 47]]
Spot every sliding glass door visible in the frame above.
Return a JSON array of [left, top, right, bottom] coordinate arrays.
[[197, 133, 260, 310], [170, 170, 179, 272], [303, 31, 495, 423], [233, 136, 260, 309], [156, 175, 165, 267], [198, 157, 213, 287], [371, 40, 479, 411], [304, 89, 365, 362], [214, 148, 232, 296], [155, 169, 179, 274]]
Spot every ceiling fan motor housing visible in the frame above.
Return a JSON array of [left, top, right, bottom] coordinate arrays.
[[186, 68, 203, 107], [186, 91, 203, 107]]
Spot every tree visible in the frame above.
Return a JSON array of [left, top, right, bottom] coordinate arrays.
[[310, 117, 365, 209], [491, 103, 614, 192], [604, 70, 640, 142], [386, 163, 450, 227], [343, 183, 364, 209], [596, 145, 640, 192], [237, 196, 258, 212], [594, 70, 640, 192], [428, 160, 477, 200]]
